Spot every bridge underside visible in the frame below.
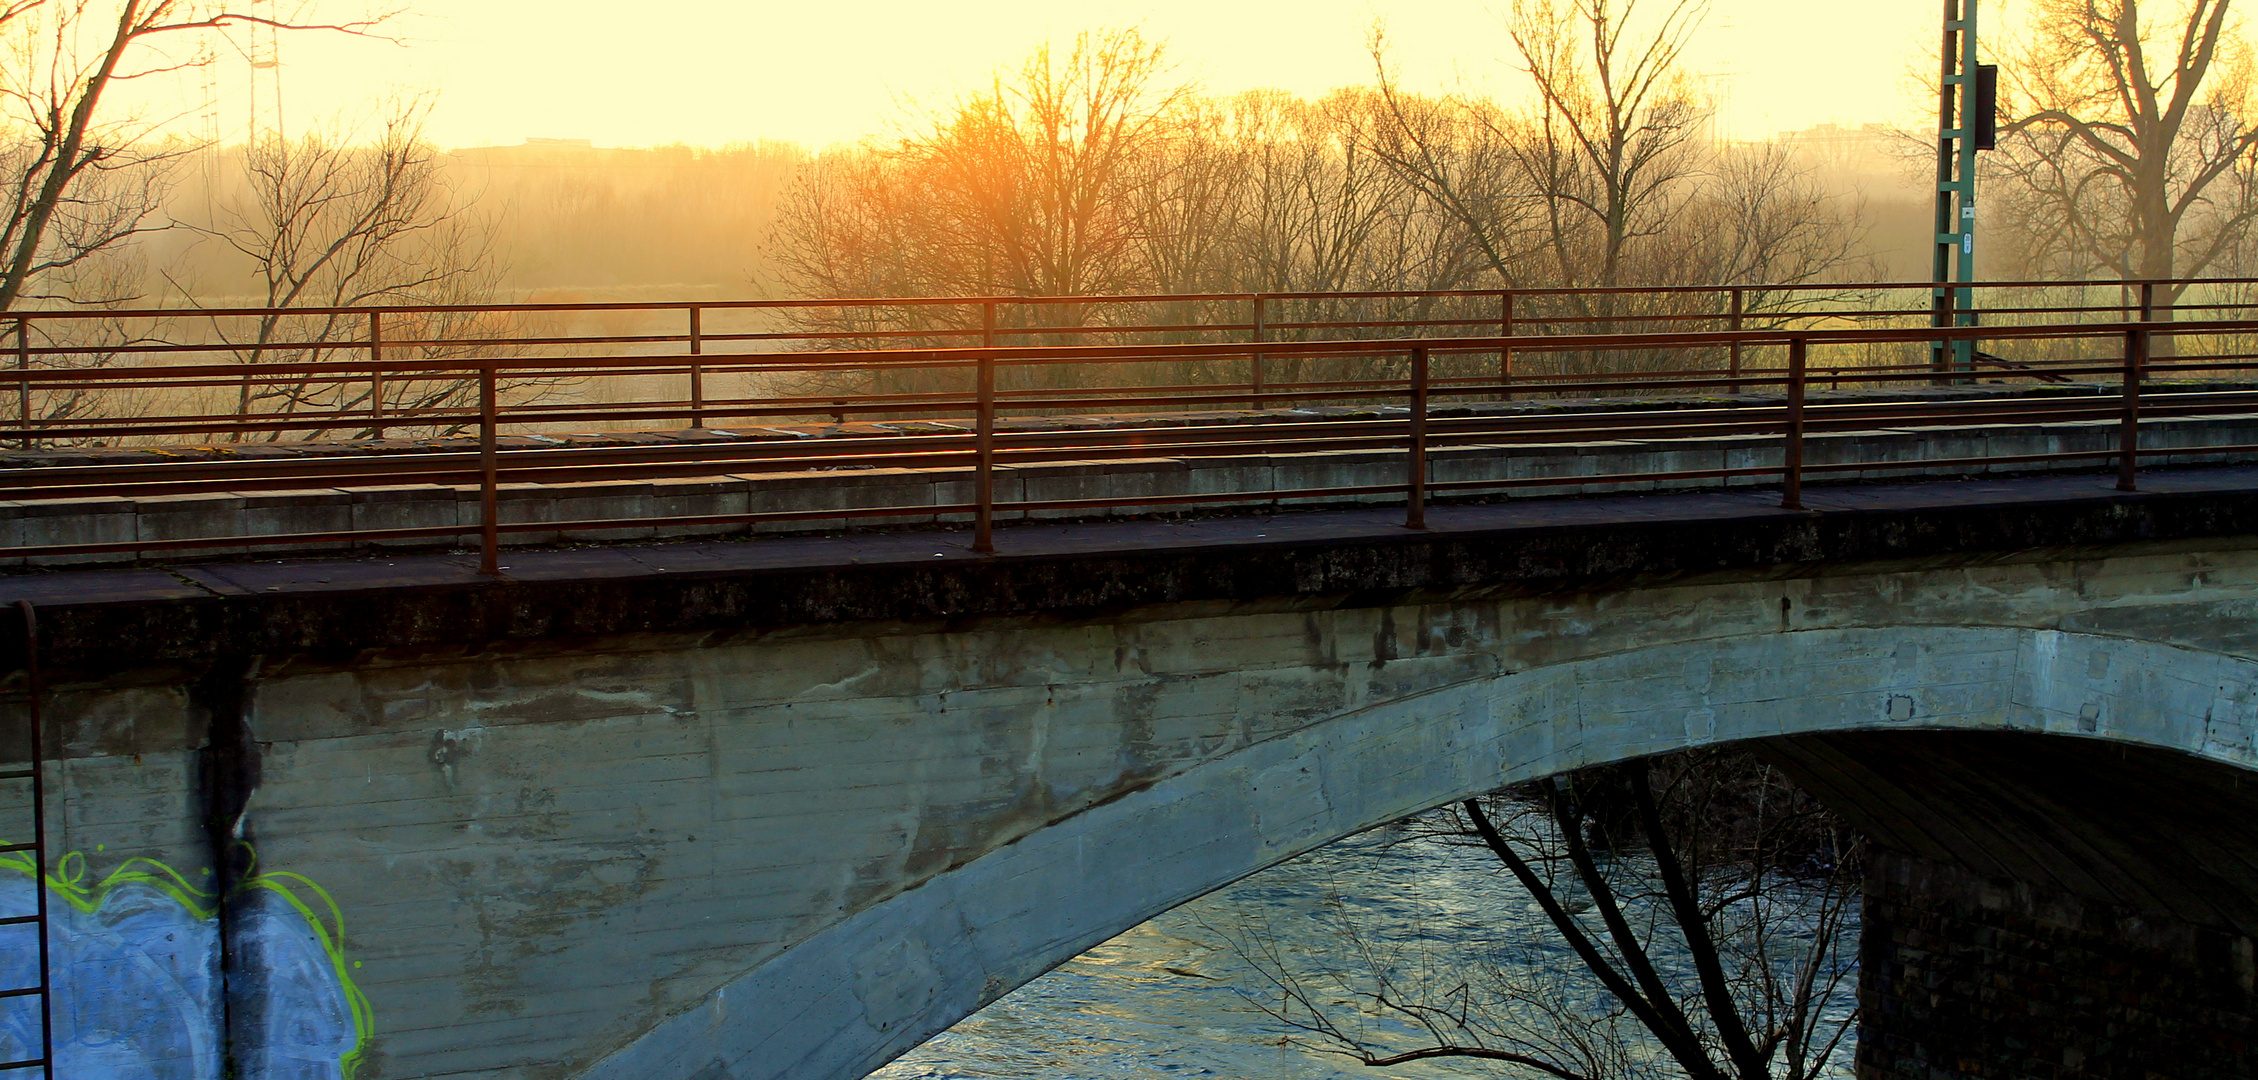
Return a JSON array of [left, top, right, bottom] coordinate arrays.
[[584, 617, 2258, 1080], [7, 472, 2258, 1079], [1768, 732, 2258, 1077], [1772, 731, 2258, 935]]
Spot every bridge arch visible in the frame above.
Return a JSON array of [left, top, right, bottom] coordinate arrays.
[[585, 623, 2258, 1080]]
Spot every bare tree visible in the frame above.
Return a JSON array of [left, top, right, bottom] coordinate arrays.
[[1360, 0, 1878, 387], [769, 17, 1878, 403], [1233, 750, 1863, 1080], [1996, 0, 2258, 292], [0, 1, 386, 312], [175, 101, 521, 440], [767, 29, 1196, 402], [1362, 57, 1540, 289], [1364, 0, 1709, 293], [1120, 92, 1245, 298], [771, 29, 1187, 302], [1505, 0, 1708, 290], [0, 3, 392, 443], [1114, 88, 1497, 388], [1679, 143, 1875, 291]]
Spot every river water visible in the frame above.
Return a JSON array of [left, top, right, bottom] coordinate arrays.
[[874, 815, 1859, 1080]]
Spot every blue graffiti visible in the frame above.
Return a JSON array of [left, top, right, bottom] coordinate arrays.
[[0, 849, 368, 1080]]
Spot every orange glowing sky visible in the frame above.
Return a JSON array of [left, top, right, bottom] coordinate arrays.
[[187, 2, 1984, 150]]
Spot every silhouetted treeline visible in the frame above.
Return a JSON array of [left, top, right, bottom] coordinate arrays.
[[761, 27, 1887, 395]]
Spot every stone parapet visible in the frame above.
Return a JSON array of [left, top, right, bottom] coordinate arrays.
[[3, 411, 2255, 566], [0, 380, 2154, 470]]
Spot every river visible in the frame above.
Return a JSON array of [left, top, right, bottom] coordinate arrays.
[[875, 812, 1860, 1079]]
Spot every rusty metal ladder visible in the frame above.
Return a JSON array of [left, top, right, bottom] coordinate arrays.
[[0, 602, 53, 1075]]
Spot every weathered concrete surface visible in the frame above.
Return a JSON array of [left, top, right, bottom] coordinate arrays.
[[17, 488, 2258, 1077], [14, 466, 2258, 679], [573, 617, 2258, 1080]]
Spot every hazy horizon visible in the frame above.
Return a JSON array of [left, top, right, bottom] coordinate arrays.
[[124, 1, 1974, 153]]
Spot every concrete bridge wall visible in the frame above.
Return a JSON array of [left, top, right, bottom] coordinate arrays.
[[17, 527, 2258, 1079], [17, 407, 2256, 565]]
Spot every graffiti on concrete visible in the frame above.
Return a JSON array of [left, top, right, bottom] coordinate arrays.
[[0, 844, 371, 1080]]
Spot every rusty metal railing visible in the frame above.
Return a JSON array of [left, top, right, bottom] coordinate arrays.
[[0, 276, 2247, 445], [0, 280, 2251, 571]]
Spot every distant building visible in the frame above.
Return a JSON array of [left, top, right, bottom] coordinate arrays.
[[447, 138, 695, 171], [1778, 122, 1917, 188], [1782, 122, 1896, 149]]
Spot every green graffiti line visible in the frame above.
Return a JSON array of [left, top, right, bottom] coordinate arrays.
[[0, 842, 375, 1079]]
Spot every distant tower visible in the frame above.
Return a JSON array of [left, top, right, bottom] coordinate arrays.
[[244, 0, 284, 145], [194, 39, 221, 219], [1703, 14, 1741, 146], [1698, 70, 1740, 145], [195, 40, 219, 146]]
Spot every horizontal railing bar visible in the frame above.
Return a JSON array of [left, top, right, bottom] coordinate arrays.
[[0, 389, 2212, 476], [1, 432, 2246, 560], [0, 276, 2247, 326], [0, 316, 2234, 387], [0, 389, 2171, 484], [5, 282, 2258, 562], [0, 418, 2187, 505]]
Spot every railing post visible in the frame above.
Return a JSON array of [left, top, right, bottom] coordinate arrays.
[[1728, 287, 1745, 394], [1499, 290, 1515, 402], [1406, 346, 1429, 530], [2119, 324, 2145, 492], [479, 360, 500, 576], [973, 358, 997, 553], [688, 306, 705, 430], [13, 318, 27, 451], [1250, 293, 1266, 411], [1782, 337, 1806, 510], [2138, 279, 2160, 367], [368, 310, 385, 440], [974, 301, 997, 554]]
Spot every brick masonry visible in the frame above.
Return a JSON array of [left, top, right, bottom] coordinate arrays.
[[1861, 849, 2258, 1079]]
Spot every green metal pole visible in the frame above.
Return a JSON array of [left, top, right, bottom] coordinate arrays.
[[1955, 0, 1979, 372], [1933, 0, 1978, 376]]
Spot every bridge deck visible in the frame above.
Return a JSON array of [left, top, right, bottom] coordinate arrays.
[[9, 463, 2258, 675]]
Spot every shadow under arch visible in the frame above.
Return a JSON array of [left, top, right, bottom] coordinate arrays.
[[584, 624, 2258, 1080]]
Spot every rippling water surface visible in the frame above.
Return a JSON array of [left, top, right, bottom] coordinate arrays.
[[875, 820, 1859, 1079]]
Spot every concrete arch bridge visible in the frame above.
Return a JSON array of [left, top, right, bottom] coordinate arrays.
[[8, 469, 2258, 1079]]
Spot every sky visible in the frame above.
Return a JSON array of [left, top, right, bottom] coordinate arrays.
[[185, 1, 1969, 151]]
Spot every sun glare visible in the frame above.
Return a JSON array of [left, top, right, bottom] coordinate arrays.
[[145, 0, 1944, 151]]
